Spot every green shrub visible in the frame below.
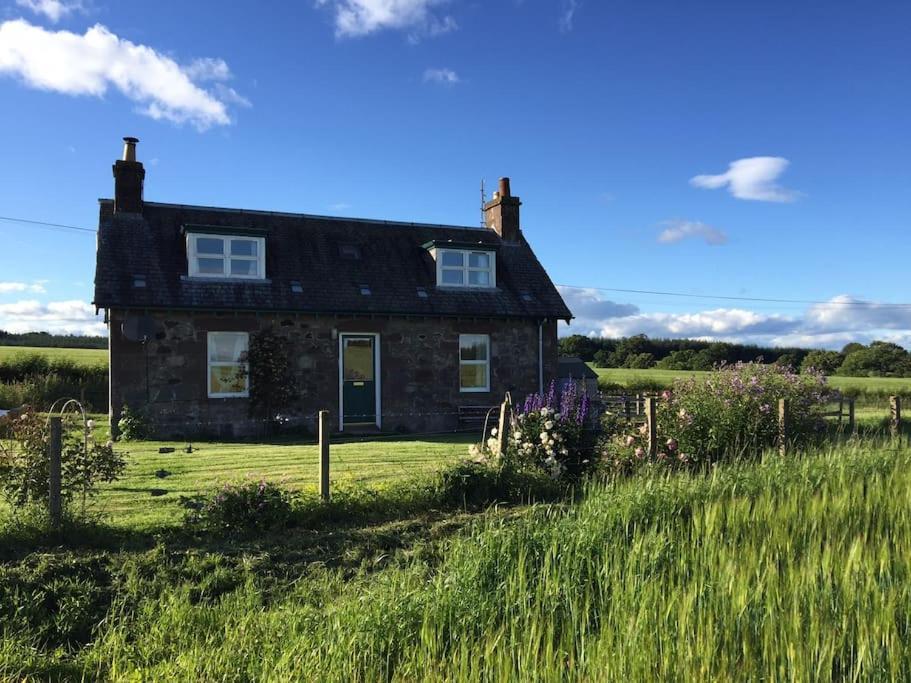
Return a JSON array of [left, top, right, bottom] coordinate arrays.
[[0, 410, 126, 513], [116, 404, 149, 441], [182, 480, 296, 534], [605, 362, 832, 469]]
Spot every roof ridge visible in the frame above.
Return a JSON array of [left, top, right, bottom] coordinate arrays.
[[99, 198, 492, 233]]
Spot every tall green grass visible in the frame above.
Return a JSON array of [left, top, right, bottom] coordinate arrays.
[[14, 442, 902, 681], [0, 351, 108, 411]]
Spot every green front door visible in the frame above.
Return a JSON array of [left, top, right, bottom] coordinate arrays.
[[342, 335, 377, 425]]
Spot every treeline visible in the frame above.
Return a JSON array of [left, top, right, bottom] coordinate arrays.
[[559, 334, 911, 377], [0, 330, 107, 349]]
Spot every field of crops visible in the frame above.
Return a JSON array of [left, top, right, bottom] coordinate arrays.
[[0, 345, 107, 367], [3, 442, 906, 680]]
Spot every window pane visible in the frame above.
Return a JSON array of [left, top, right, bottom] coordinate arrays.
[[230, 259, 258, 276], [460, 336, 488, 361], [343, 339, 374, 381], [460, 364, 488, 389], [210, 333, 247, 362], [441, 269, 463, 285], [197, 258, 225, 275], [230, 239, 257, 257], [196, 237, 224, 255], [440, 251, 464, 267], [210, 366, 246, 394], [468, 270, 490, 286], [469, 252, 490, 268]]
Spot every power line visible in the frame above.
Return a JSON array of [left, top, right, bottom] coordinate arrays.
[[0, 215, 96, 234], [555, 283, 911, 309], [0, 213, 907, 310]]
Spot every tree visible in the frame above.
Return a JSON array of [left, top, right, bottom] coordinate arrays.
[[558, 334, 601, 362], [242, 328, 297, 430], [607, 334, 650, 367], [692, 343, 732, 371], [838, 341, 911, 377], [774, 352, 801, 370], [592, 349, 612, 368], [623, 352, 655, 369], [800, 350, 842, 375], [841, 342, 866, 356], [656, 349, 698, 370]]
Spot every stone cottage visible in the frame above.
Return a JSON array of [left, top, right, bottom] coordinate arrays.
[[93, 137, 573, 437]]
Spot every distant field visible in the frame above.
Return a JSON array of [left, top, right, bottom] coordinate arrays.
[[0, 345, 107, 366], [592, 366, 911, 394]]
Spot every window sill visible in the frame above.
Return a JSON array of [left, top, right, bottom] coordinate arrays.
[[436, 286, 498, 292], [460, 388, 491, 394], [208, 393, 249, 399], [183, 276, 271, 284]]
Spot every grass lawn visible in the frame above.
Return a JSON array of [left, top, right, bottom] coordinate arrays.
[[0, 345, 107, 366], [91, 429, 472, 530], [0, 414, 473, 531]]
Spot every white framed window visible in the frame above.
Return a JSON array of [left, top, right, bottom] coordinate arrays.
[[188, 234, 265, 279], [435, 249, 496, 288], [207, 332, 249, 398], [459, 334, 490, 392]]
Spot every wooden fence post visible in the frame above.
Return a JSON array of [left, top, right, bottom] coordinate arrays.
[[847, 398, 855, 435], [778, 399, 789, 456], [645, 397, 657, 458], [890, 396, 902, 444], [623, 397, 631, 423], [318, 410, 330, 502], [49, 416, 62, 528], [496, 399, 510, 456]]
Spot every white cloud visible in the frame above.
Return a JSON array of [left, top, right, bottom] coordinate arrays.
[[559, 0, 579, 33], [804, 295, 911, 332], [15, 0, 82, 23], [558, 288, 911, 350], [658, 220, 727, 245], [690, 156, 799, 202], [423, 67, 459, 85], [585, 308, 797, 340], [0, 299, 104, 335], [0, 281, 46, 294], [0, 20, 247, 129], [184, 57, 231, 82], [316, 0, 457, 39]]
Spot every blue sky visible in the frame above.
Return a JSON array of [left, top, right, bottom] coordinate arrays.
[[0, 0, 909, 348]]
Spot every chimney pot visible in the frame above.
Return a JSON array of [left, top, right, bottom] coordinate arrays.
[[122, 136, 139, 162], [483, 176, 521, 242]]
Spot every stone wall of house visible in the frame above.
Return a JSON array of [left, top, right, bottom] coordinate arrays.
[[109, 310, 560, 439]]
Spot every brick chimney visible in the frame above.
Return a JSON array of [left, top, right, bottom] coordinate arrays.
[[112, 136, 144, 214], [483, 177, 521, 242]]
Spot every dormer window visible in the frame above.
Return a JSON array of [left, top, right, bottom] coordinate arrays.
[[435, 249, 496, 288], [188, 234, 265, 279]]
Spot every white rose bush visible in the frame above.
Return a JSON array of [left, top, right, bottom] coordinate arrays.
[[471, 380, 593, 479]]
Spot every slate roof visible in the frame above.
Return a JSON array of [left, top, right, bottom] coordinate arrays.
[[93, 201, 573, 321]]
